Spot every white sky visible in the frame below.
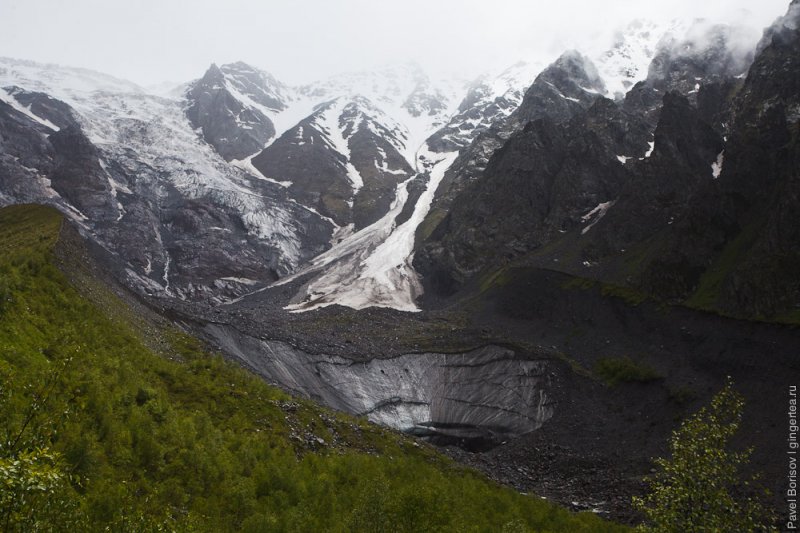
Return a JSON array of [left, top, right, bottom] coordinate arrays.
[[0, 0, 791, 87]]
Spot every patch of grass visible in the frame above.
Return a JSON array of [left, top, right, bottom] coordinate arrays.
[[415, 206, 448, 244], [478, 266, 512, 293], [320, 193, 350, 223], [685, 216, 763, 312], [560, 276, 597, 291], [594, 356, 662, 387], [774, 307, 800, 326], [0, 204, 628, 532], [620, 239, 660, 280], [559, 275, 648, 306], [599, 283, 649, 306], [668, 385, 698, 406]]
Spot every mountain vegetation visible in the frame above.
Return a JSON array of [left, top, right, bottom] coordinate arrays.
[[633, 379, 775, 532], [0, 204, 626, 531]]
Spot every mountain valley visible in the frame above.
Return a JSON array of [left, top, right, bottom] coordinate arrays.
[[1, 2, 799, 529]]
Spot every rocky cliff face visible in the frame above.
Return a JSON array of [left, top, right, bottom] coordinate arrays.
[[415, 3, 800, 322], [606, 2, 800, 317], [415, 51, 608, 259], [515, 50, 607, 125], [186, 62, 287, 161], [415, 94, 655, 292], [413, 21, 727, 268], [426, 61, 541, 154], [622, 20, 758, 131], [669, 0, 800, 317]]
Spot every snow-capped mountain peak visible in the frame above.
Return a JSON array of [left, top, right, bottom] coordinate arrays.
[[594, 19, 685, 98], [217, 61, 290, 113], [295, 63, 466, 165], [424, 60, 544, 153]]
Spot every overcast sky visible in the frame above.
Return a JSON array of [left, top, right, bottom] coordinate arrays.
[[0, 0, 791, 87]]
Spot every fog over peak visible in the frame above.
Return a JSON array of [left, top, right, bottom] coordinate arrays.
[[0, 0, 791, 86]]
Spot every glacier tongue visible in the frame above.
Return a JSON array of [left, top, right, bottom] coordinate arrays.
[[0, 57, 334, 297], [274, 147, 459, 312]]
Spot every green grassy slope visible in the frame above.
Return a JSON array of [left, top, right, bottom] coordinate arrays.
[[0, 204, 627, 532]]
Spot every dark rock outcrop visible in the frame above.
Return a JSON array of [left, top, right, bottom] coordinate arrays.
[[416, 52, 608, 259], [186, 62, 285, 161], [48, 125, 116, 221], [416, 6, 800, 323], [514, 50, 606, 124], [5, 88, 77, 130], [623, 20, 757, 130], [416, 92, 653, 293]]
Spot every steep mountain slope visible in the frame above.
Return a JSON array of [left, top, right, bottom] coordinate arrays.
[[244, 64, 465, 232], [0, 204, 625, 532], [558, 5, 800, 321], [414, 50, 615, 289], [219, 17, 768, 314], [186, 62, 289, 161], [252, 96, 414, 229], [296, 63, 463, 165], [659, 0, 800, 318], [0, 58, 481, 312], [414, 36, 664, 265], [426, 61, 544, 153], [234, 65, 526, 311], [255, 148, 459, 312], [415, 16, 777, 314]]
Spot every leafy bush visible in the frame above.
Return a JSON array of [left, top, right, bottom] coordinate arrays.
[[667, 385, 697, 406], [594, 356, 661, 386], [633, 378, 775, 532]]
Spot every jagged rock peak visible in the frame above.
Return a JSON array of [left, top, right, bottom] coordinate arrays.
[[550, 50, 606, 92], [185, 60, 295, 161], [513, 50, 606, 125], [216, 61, 289, 112], [202, 62, 224, 79], [756, 0, 800, 54]]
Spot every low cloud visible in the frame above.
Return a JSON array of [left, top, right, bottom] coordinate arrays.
[[0, 0, 791, 86]]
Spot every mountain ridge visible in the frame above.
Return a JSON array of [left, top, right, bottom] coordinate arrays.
[[0, 16, 743, 310]]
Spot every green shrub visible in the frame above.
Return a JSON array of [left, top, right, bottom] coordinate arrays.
[[594, 356, 661, 387], [667, 385, 697, 406], [633, 379, 776, 532]]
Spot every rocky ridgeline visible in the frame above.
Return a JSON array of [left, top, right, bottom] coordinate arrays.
[[416, 5, 800, 321]]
